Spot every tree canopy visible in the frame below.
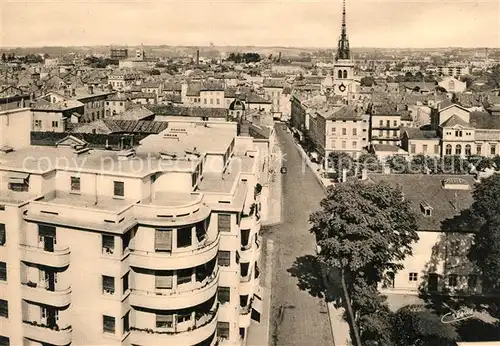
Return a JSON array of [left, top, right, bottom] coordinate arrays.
[[226, 52, 261, 64]]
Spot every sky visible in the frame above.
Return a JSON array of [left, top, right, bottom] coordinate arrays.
[[1, 0, 499, 48]]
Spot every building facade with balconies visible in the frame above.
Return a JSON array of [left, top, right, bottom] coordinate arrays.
[[0, 120, 264, 346]]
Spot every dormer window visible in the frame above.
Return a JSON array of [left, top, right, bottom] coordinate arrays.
[[420, 201, 433, 217]]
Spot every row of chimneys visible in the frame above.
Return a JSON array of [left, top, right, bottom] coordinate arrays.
[[62, 85, 95, 98]]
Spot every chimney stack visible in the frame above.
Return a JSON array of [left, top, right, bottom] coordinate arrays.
[[72, 88, 76, 97], [88, 85, 94, 94], [196, 50, 200, 66]]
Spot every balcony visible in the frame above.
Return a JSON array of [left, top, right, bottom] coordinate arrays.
[[19, 244, 70, 267], [21, 283, 71, 308], [23, 321, 72, 346], [240, 235, 261, 263], [130, 304, 218, 346], [130, 270, 219, 310], [239, 298, 253, 328], [130, 233, 220, 270]]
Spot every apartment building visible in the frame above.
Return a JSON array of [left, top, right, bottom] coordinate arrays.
[[437, 65, 470, 77], [369, 104, 404, 146], [108, 73, 137, 91], [0, 121, 264, 346], [402, 101, 500, 158], [369, 174, 481, 295], [263, 79, 284, 117], [308, 104, 369, 164], [182, 82, 225, 108]]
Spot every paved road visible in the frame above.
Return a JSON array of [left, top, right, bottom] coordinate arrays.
[[263, 125, 334, 346]]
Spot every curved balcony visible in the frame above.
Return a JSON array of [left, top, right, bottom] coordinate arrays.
[[239, 303, 252, 328], [240, 273, 257, 296], [19, 245, 70, 268], [23, 321, 72, 346], [130, 234, 219, 270], [21, 283, 71, 308], [240, 235, 261, 263], [130, 270, 219, 310], [130, 305, 218, 346]]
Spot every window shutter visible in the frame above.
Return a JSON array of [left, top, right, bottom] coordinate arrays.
[[155, 230, 172, 251], [155, 272, 173, 289]]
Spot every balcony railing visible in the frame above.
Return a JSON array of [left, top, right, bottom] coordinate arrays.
[[21, 282, 71, 308], [23, 320, 72, 346], [19, 244, 70, 267]]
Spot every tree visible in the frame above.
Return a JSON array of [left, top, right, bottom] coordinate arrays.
[[360, 76, 376, 87], [1, 53, 6, 62], [358, 153, 382, 173], [463, 175, 500, 291], [386, 155, 408, 174], [415, 71, 424, 81], [392, 305, 459, 346], [486, 64, 500, 89], [327, 151, 355, 176], [310, 181, 419, 345]]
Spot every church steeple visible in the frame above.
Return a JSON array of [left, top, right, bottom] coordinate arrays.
[[336, 0, 350, 61]]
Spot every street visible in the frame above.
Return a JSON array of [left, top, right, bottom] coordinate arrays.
[[263, 124, 334, 346]]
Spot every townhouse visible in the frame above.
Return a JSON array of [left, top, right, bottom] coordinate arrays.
[[369, 103, 405, 146], [0, 121, 265, 346]]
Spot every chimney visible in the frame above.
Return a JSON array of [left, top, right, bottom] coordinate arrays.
[[196, 50, 200, 66], [72, 88, 76, 96], [88, 85, 94, 94]]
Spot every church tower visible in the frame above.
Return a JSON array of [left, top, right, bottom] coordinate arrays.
[[333, 0, 356, 98]]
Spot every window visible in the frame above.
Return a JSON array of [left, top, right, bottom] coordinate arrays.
[[409, 272, 418, 282], [352, 128, 357, 136], [155, 270, 173, 289], [155, 229, 172, 252], [52, 121, 58, 128], [330, 140, 336, 149], [491, 144, 497, 155], [0, 336, 9, 346], [455, 144, 462, 155], [122, 272, 129, 294], [465, 144, 471, 156], [113, 181, 124, 197], [177, 268, 192, 285], [218, 214, 231, 232], [352, 141, 357, 149], [34, 120, 41, 127], [0, 300, 7, 318], [102, 235, 114, 255], [156, 314, 173, 328], [240, 262, 250, 277], [422, 144, 428, 153], [218, 251, 231, 267], [434, 145, 440, 154], [343, 70, 347, 78], [342, 128, 347, 135], [217, 321, 230, 339], [393, 120, 398, 127], [0, 224, 4, 246], [331, 127, 336, 134], [122, 311, 130, 333], [218, 286, 230, 304], [103, 315, 115, 334], [393, 130, 398, 136], [177, 226, 192, 248], [216, 99, 220, 105], [341, 141, 346, 149], [445, 144, 452, 155], [378, 130, 383, 137], [448, 274, 458, 287], [455, 130, 463, 137], [204, 99, 207, 104], [102, 275, 115, 295], [379, 120, 383, 126], [411, 144, 416, 154], [69, 176, 80, 192], [386, 120, 390, 127], [337, 70, 342, 79], [0, 262, 5, 281]]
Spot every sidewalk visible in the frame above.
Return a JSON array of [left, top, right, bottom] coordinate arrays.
[[291, 135, 352, 346], [246, 239, 274, 346], [262, 146, 283, 227]]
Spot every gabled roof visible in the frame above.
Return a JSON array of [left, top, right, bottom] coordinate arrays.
[[470, 111, 500, 130], [403, 127, 439, 140], [440, 114, 473, 129], [109, 105, 154, 121], [437, 101, 470, 114], [56, 135, 88, 147]]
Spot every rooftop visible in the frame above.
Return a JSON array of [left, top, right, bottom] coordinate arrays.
[[368, 174, 475, 232], [470, 111, 500, 129], [403, 127, 439, 140], [197, 154, 254, 194]]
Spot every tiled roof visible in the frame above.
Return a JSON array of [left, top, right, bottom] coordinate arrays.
[[130, 92, 156, 99], [201, 81, 224, 91], [318, 105, 363, 121], [475, 129, 500, 141], [32, 99, 84, 111], [470, 111, 500, 130], [368, 174, 475, 231], [437, 99, 454, 111], [108, 105, 154, 121], [401, 82, 438, 91], [71, 119, 168, 134], [186, 83, 201, 97], [403, 127, 439, 140], [163, 82, 182, 92], [372, 103, 404, 115], [148, 105, 228, 118], [372, 144, 401, 152], [263, 79, 285, 88], [441, 114, 472, 128]]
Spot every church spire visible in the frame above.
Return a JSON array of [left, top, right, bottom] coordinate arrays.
[[336, 0, 350, 60]]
